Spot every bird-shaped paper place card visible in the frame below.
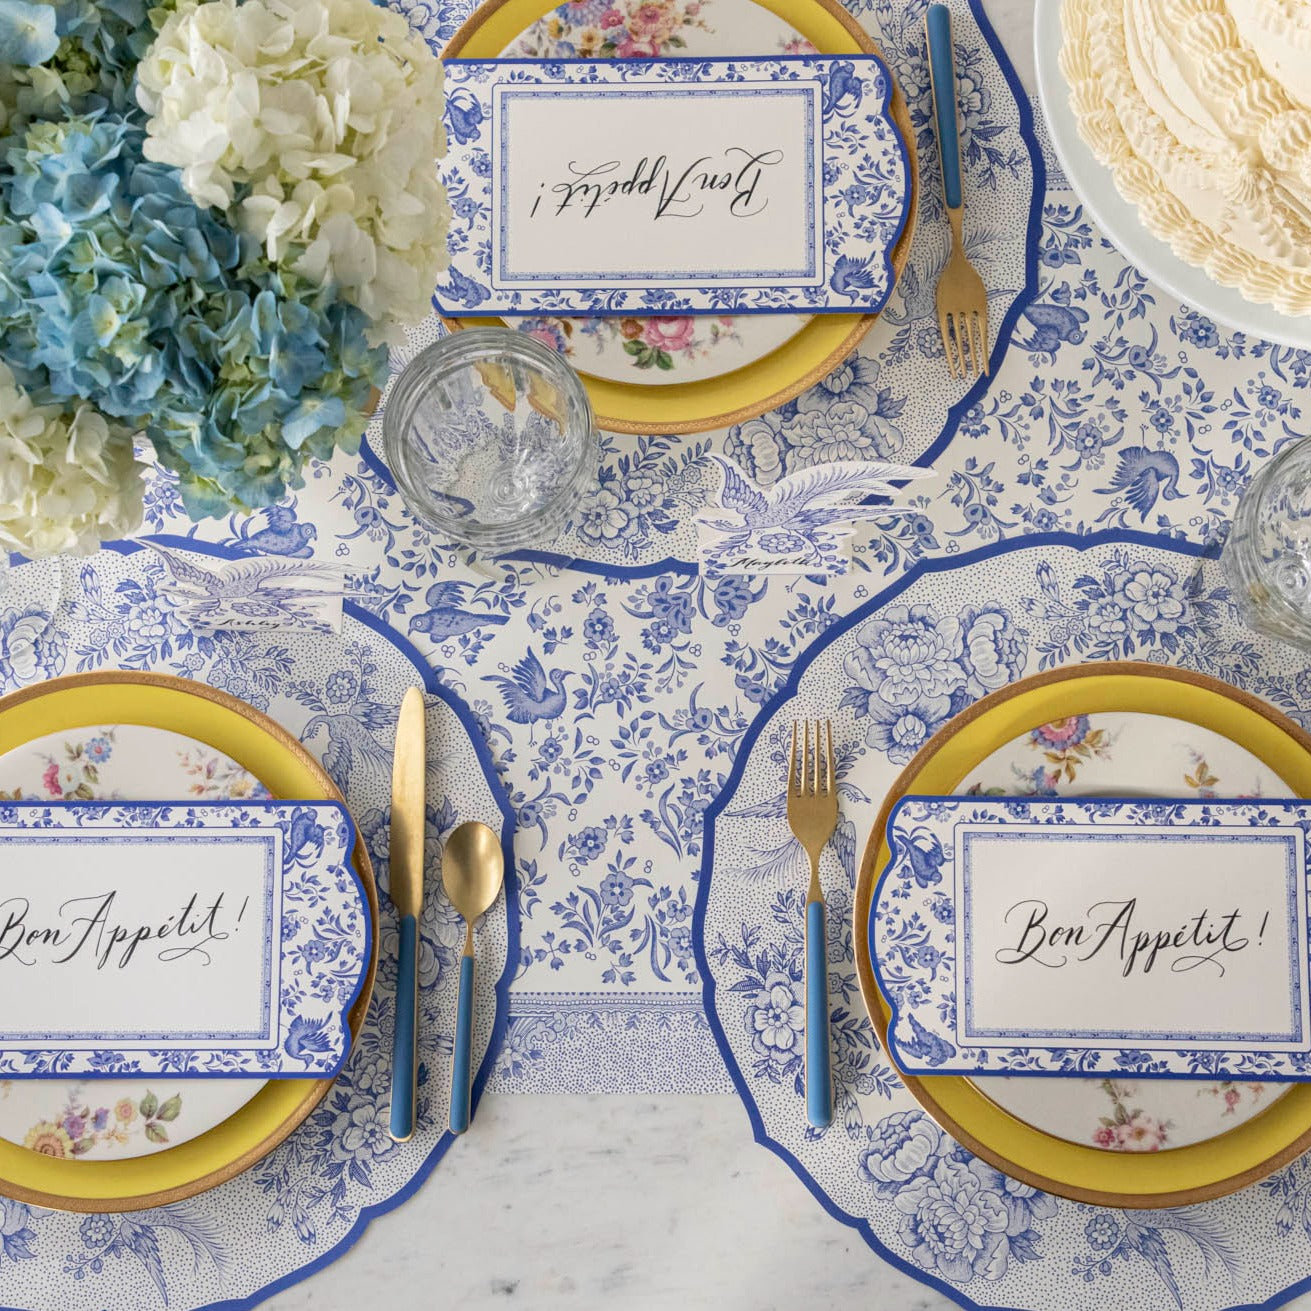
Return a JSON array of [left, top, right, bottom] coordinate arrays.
[[0, 800, 371, 1078], [436, 55, 912, 317], [143, 542, 345, 635], [696, 455, 935, 576]]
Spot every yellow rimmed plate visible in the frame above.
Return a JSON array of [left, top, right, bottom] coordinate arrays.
[[854, 661, 1311, 1208], [0, 672, 378, 1213], [441, 0, 919, 435]]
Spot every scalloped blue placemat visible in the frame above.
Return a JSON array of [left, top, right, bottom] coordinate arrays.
[[698, 531, 1311, 1311], [0, 541, 516, 1311]]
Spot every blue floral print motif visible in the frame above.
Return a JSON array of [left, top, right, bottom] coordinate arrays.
[[839, 602, 1027, 763], [0, 1198, 35, 1263], [0, 608, 64, 689], [1023, 550, 1222, 668], [63, 1210, 224, 1302], [856, 1109, 1056, 1285]]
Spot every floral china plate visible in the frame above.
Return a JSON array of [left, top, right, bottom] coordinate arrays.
[[855, 662, 1311, 1206], [445, 0, 916, 433], [0, 724, 270, 1162], [962, 711, 1292, 1153], [499, 0, 813, 387]]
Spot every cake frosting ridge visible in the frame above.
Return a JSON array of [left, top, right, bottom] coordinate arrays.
[[1061, 0, 1311, 317]]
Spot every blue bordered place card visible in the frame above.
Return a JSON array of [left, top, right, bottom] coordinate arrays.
[[437, 56, 911, 316], [872, 797, 1311, 1081], [0, 801, 370, 1079]]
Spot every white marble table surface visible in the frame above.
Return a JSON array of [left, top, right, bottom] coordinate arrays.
[[267, 10, 1276, 1310]]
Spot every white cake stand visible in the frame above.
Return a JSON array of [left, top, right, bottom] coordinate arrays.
[[1035, 0, 1311, 350]]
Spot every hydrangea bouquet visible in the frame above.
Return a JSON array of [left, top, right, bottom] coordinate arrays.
[[0, 0, 448, 554]]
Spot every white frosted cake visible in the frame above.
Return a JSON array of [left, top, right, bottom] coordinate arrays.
[[1061, 0, 1311, 316]]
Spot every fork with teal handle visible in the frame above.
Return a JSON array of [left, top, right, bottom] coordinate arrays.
[[926, 2, 990, 378], [787, 719, 838, 1129]]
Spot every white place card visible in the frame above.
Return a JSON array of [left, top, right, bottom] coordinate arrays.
[[0, 801, 370, 1078], [694, 455, 933, 576], [437, 56, 911, 316], [872, 797, 1311, 1080], [144, 542, 345, 635]]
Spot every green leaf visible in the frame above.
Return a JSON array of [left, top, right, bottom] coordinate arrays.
[[655, 351, 674, 371], [156, 1095, 181, 1122], [139, 1091, 158, 1119], [144, 1121, 169, 1145], [73, 784, 94, 800], [73, 1137, 94, 1155], [625, 345, 659, 369], [84, 765, 99, 783]]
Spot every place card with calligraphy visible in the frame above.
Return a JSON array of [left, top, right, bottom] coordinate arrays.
[[436, 55, 911, 316], [0, 801, 370, 1079], [872, 797, 1311, 1080]]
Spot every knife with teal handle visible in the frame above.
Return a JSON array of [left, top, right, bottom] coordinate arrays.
[[388, 687, 427, 1142]]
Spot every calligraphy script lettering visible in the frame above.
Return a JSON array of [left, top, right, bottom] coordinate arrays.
[[530, 149, 785, 222], [0, 891, 245, 970], [994, 898, 1258, 978]]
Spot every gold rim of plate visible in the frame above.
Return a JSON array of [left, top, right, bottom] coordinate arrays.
[[440, 0, 919, 435], [0, 671, 378, 1213], [853, 661, 1311, 1209]]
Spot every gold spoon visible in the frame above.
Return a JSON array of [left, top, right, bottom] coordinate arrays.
[[442, 820, 504, 1134]]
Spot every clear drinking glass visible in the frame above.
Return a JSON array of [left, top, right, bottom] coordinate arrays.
[[1222, 437, 1311, 648], [382, 328, 597, 552]]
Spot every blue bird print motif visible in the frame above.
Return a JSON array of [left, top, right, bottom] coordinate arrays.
[[487, 649, 570, 739], [287, 806, 327, 864], [898, 1012, 956, 1067], [302, 700, 398, 785], [233, 505, 317, 558], [897, 826, 945, 888], [408, 581, 509, 640], [284, 1015, 334, 1064], [821, 60, 863, 115], [1096, 446, 1183, 522], [830, 255, 880, 296], [439, 265, 490, 309], [1017, 301, 1089, 355], [445, 87, 484, 145]]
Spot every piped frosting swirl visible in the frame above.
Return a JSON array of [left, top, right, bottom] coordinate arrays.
[[1061, 0, 1311, 316]]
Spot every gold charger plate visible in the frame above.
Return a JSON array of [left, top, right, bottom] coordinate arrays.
[[0, 671, 378, 1213], [854, 661, 1311, 1208], [441, 0, 919, 435]]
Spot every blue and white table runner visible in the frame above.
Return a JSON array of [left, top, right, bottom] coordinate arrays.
[[5, 0, 1311, 1306]]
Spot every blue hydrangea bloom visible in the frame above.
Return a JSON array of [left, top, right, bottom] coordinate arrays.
[[0, 109, 388, 517], [0, 0, 59, 66]]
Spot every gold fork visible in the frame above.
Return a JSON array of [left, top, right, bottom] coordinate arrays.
[[926, 3, 989, 379], [786, 718, 836, 1129]]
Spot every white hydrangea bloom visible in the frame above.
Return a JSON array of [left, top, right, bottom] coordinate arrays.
[[0, 364, 145, 557], [137, 0, 450, 343]]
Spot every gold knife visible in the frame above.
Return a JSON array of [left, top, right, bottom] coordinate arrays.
[[388, 686, 426, 1141]]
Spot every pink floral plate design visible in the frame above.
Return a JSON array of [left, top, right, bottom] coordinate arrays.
[[502, 0, 813, 386], [0, 724, 271, 1162], [959, 710, 1293, 1153]]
